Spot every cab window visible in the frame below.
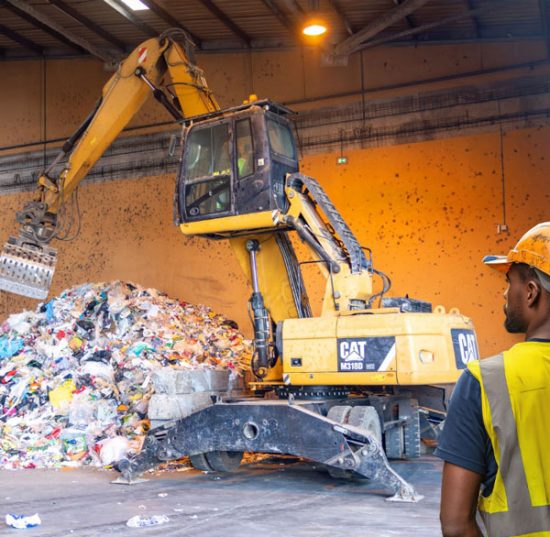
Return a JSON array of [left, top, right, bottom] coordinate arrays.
[[267, 119, 295, 160], [185, 176, 230, 217], [185, 123, 230, 180], [236, 119, 254, 179], [184, 122, 231, 218]]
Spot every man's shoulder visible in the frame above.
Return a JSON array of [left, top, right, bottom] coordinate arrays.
[[453, 367, 482, 399], [436, 366, 488, 476], [466, 351, 505, 381], [507, 340, 550, 355]]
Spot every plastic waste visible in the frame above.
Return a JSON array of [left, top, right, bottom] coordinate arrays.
[[126, 515, 170, 528], [68, 397, 95, 426], [49, 379, 76, 411], [5, 513, 42, 529], [0, 337, 24, 359], [95, 399, 118, 425], [97, 436, 129, 465], [0, 281, 252, 470], [80, 361, 115, 383], [60, 427, 88, 461], [4, 312, 33, 335]]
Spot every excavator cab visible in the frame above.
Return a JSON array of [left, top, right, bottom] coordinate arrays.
[[176, 100, 298, 233]]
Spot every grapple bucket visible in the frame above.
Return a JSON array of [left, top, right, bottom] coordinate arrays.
[[0, 236, 57, 300]]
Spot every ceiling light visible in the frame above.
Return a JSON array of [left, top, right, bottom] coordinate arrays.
[[303, 21, 327, 36], [119, 0, 149, 11]]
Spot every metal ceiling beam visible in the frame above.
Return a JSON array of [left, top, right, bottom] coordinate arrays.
[[332, 0, 432, 58], [139, 0, 201, 47], [261, 0, 297, 35], [197, 0, 251, 45], [358, 0, 519, 52], [0, 21, 43, 54], [465, 0, 480, 38], [192, 33, 548, 53], [395, 0, 417, 31], [4, 0, 117, 61], [539, 0, 550, 58], [48, 0, 126, 52], [327, 0, 354, 35], [102, 0, 158, 38], [386, 34, 544, 45], [282, 0, 305, 14], [1, 0, 87, 53]]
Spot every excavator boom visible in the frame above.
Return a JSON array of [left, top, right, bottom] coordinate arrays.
[[0, 30, 218, 299]]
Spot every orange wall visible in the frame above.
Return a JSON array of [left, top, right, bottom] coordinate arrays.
[[0, 40, 546, 148], [1, 126, 548, 356], [0, 178, 252, 332], [300, 129, 550, 355]]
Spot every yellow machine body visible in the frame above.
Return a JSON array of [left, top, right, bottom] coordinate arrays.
[[280, 310, 476, 386]]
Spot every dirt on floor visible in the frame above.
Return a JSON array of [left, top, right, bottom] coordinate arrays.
[[1, 455, 444, 536]]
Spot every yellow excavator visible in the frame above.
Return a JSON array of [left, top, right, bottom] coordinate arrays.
[[0, 30, 479, 502]]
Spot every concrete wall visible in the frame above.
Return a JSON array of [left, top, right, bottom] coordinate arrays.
[[1, 41, 548, 356]]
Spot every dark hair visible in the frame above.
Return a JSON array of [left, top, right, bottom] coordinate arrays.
[[515, 263, 542, 286], [514, 263, 539, 283]]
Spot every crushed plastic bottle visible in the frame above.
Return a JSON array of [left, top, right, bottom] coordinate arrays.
[[126, 514, 169, 528], [5, 513, 42, 529]]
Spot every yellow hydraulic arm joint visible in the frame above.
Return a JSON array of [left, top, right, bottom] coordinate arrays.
[[43, 33, 218, 214], [281, 178, 373, 316]]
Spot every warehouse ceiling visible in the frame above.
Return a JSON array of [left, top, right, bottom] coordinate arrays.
[[0, 0, 547, 62]]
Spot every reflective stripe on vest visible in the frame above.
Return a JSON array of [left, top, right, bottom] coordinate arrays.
[[478, 353, 550, 537]]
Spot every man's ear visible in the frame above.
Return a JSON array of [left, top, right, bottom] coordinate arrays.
[[526, 279, 542, 307]]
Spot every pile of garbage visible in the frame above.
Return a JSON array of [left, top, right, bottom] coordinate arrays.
[[0, 281, 251, 470]]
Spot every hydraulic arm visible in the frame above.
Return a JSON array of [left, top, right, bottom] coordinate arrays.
[[0, 29, 218, 299]]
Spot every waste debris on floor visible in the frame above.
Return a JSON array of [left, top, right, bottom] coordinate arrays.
[[126, 514, 170, 528], [5, 513, 42, 529], [0, 281, 252, 470]]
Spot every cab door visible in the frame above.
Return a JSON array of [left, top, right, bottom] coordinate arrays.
[[181, 120, 234, 221]]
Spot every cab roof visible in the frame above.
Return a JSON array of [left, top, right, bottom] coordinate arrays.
[[183, 100, 294, 127]]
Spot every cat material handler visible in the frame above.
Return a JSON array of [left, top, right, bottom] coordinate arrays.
[[0, 31, 479, 502]]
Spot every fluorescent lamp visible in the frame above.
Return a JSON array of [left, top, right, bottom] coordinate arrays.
[[119, 0, 149, 11]]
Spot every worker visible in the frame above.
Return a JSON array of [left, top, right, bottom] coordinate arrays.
[[237, 141, 253, 177], [213, 139, 231, 176], [436, 222, 550, 537]]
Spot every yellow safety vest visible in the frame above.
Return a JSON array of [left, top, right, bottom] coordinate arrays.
[[468, 341, 550, 537]]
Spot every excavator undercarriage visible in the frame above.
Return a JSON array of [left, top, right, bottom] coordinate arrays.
[[118, 398, 423, 502]]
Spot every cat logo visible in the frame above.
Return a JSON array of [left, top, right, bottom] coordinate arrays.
[[457, 332, 477, 365], [340, 341, 366, 361], [337, 337, 396, 372], [451, 329, 479, 369]]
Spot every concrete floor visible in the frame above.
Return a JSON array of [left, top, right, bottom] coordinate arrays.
[[1, 456, 443, 536]]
